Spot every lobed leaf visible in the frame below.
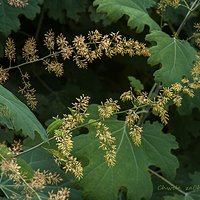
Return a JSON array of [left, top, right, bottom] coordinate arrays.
[[93, 0, 160, 32], [146, 31, 197, 86], [73, 105, 179, 200], [0, 85, 47, 141], [0, 0, 43, 36]]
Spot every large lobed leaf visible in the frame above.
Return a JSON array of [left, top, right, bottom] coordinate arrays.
[[0, 0, 43, 36], [0, 85, 47, 141], [93, 0, 160, 32], [146, 31, 197, 86], [73, 106, 179, 200]]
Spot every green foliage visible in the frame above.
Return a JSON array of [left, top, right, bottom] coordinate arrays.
[[0, 0, 43, 36], [0, 0, 200, 199], [146, 31, 197, 86], [73, 106, 179, 200], [43, 0, 87, 22], [93, 0, 160, 32], [128, 76, 144, 92], [0, 85, 47, 141]]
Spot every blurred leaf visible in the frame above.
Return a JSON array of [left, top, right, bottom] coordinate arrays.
[[178, 91, 200, 115], [88, 5, 111, 26], [16, 158, 34, 180], [0, 85, 48, 141], [73, 105, 179, 200], [0, 0, 43, 36], [169, 110, 200, 149], [43, 0, 87, 22], [128, 76, 144, 92], [146, 31, 196, 86], [93, 0, 160, 32]]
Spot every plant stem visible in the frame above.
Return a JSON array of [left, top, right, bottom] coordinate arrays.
[[148, 168, 186, 196], [6, 51, 62, 71], [16, 118, 102, 156], [175, 0, 200, 37]]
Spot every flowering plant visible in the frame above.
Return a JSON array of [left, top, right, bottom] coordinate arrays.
[[0, 0, 200, 199]]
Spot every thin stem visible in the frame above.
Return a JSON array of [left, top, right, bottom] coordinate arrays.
[[16, 136, 55, 157], [149, 168, 187, 196], [6, 51, 62, 71], [137, 83, 160, 125], [17, 118, 102, 157], [175, 0, 200, 37]]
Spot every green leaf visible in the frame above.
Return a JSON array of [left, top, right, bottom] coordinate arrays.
[[0, 0, 43, 36], [46, 118, 63, 134], [0, 85, 47, 141], [0, 144, 13, 161], [178, 91, 200, 115], [73, 109, 179, 199], [128, 76, 144, 92], [43, 0, 87, 22], [16, 158, 34, 180], [93, 0, 160, 32], [146, 31, 196, 86]]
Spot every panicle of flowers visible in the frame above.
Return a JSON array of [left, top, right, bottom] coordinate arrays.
[[44, 29, 55, 51], [72, 30, 149, 68], [56, 34, 73, 60], [21, 169, 62, 199], [54, 95, 90, 180], [28, 170, 62, 190], [125, 109, 139, 127], [95, 122, 116, 167], [136, 92, 151, 106], [152, 94, 170, 125], [129, 125, 143, 146], [120, 90, 134, 102], [43, 59, 64, 77], [98, 98, 120, 119], [0, 66, 9, 84], [10, 140, 23, 155], [48, 188, 70, 200], [0, 157, 21, 184], [19, 72, 37, 109], [4, 38, 16, 64], [7, 0, 28, 7], [157, 0, 180, 13], [22, 37, 38, 62]]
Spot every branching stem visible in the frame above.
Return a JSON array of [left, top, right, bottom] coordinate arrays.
[[175, 0, 200, 37]]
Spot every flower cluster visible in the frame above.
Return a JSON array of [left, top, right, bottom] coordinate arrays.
[[1, 30, 150, 110], [129, 125, 143, 146], [7, 0, 28, 8], [5, 38, 16, 64], [157, 0, 180, 13], [18, 72, 37, 110], [22, 37, 38, 62], [48, 188, 70, 200], [0, 67, 9, 84], [96, 122, 116, 167], [193, 23, 200, 49], [54, 95, 90, 180], [98, 98, 120, 119]]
